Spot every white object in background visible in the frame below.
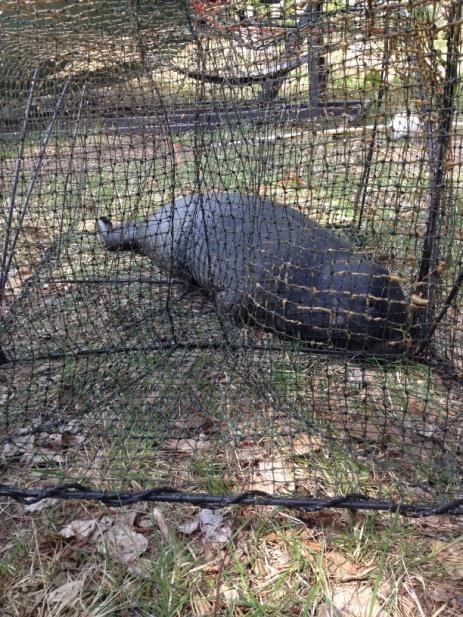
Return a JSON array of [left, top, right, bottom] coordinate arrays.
[[390, 113, 421, 139]]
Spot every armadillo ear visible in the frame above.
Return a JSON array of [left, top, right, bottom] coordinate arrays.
[[96, 217, 113, 240]]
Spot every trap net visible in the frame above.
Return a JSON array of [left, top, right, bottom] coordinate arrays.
[[1, 0, 463, 515]]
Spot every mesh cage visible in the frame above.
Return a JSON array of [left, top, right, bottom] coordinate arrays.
[[1, 0, 463, 515]]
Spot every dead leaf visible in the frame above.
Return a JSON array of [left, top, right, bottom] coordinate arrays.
[[432, 539, 463, 579], [319, 585, 383, 616], [135, 513, 153, 531], [250, 457, 295, 492], [0, 441, 23, 463], [269, 546, 291, 571], [325, 552, 372, 582], [199, 509, 232, 544], [36, 433, 63, 448], [24, 498, 59, 513], [301, 536, 326, 556], [59, 518, 99, 540], [234, 446, 267, 462], [173, 413, 208, 430], [178, 509, 232, 544], [292, 432, 323, 455], [1, 435, 34, 458], [191, 595, 212, 616], [254, 557, 273, 577], [61, 420, 85, 434], [47, 579, 84, 606], [428, 585, 456, 604], [152, 508, 170, 541], [178, 518, 200, 535], [21, 447, 65, 466], [114, 510, 138, 528], [408, 397, 426, 414], [222, 586, 245, 606], [0, 386, 10, 405], [97, 515, 115, 532], [99, 523, 148, 564], [127, 557, 154, 579], [163, 435, 211, 454], [66, 433, 86, 446], [350, 422, 382, 442], [59, 515, 113, 542]]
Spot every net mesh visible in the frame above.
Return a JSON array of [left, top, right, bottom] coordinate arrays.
[[1, 0, 463, 511]]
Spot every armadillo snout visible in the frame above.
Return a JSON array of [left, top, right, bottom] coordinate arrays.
[[96, 217, 112, 239], [96, 217, 139, 253]]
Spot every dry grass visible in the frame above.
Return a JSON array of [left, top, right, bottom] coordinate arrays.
[[2, 496, 463, 616], [2, 16, 463, 611], [1, 157, 463, 612]]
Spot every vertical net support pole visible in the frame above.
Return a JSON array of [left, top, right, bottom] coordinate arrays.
[[299, 1, 325, 116], [414, 1, 463, 352]]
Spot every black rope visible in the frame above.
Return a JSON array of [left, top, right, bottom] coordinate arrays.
[[1, 483, 462, 517], [0, 340, 407, 366]]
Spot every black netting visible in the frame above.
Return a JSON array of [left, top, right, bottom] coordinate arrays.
[[1, 0, 463, 515]]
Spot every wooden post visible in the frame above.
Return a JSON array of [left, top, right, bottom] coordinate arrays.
[[299, 1, 325, 115]]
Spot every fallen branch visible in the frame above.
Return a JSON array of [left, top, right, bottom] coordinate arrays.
[[171, 52, 312, 85]]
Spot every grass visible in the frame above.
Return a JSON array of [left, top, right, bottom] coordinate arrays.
[[2, 323, 463, 615], [2, 11, 463, 612], [2, 498, 463, 615]]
